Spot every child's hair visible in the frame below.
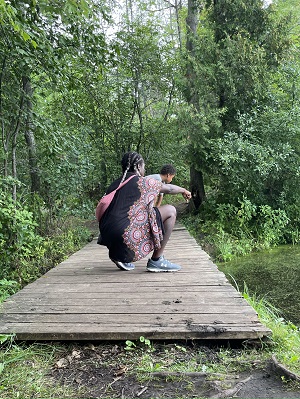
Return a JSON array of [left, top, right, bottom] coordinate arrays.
[[160, 164, 176, 176], [121, 151, 144, 182]]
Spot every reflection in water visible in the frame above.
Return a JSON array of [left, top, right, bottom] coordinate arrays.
[[217, 245, 300, 325]]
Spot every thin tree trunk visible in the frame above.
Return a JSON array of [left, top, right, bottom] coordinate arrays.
[[23, 76, 40, 193], [0, 55, 9, 177], [186, 0, 206, 208], [174, 0, 182, 50], [11, 77, 26, 200]]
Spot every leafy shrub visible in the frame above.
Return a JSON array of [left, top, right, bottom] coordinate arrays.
[[183, 196, 291, 262], [0, 279, 19, 303], [0, 178, 44, 281], [254, 205, 289, 248], [0, 178, 92, 286]]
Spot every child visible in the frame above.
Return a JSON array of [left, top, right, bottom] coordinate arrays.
[[147, 164, 176, 207]]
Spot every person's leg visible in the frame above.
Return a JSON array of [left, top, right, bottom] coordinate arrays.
[[147, 204, 181, 272], [152, 204, 176, 259]]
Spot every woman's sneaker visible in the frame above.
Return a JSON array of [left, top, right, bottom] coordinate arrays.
[[146, 256, 181, 272], [110, 259, 135, 271]]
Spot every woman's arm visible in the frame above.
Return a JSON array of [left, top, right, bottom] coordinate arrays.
[[160, 183, 192, 201]]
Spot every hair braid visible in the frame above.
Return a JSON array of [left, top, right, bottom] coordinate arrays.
[[120, 152, 131, 183], [120, 151, 144, 182]]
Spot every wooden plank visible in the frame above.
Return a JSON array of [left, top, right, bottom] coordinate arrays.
[[9, 284, 241, 300], [53, 260, 213, 267], [0, 313, 260, 324], [10, 289, 241, 298], [16, 286, 234, 294], [2, 304, 256, 315], [6, 301, 241, 309], [30, 276, 229, 284], [17, 283, 233, 293], [0, 323, 270, 341]]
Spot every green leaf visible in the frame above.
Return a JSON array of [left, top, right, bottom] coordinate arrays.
[[20, 30, 30, 41]]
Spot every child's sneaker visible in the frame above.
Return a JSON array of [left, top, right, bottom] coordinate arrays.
[[146, 256, 181, 272]]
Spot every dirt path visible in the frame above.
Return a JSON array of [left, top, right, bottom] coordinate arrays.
[[51, 343, 300, 398]]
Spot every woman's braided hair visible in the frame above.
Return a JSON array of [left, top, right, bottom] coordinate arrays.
[[120, 151, 144, 183]]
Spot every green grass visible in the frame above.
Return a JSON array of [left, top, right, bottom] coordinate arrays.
[[0, 339, 78, 398]]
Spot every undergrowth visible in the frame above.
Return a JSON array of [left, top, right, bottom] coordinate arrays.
[[181, 197, 296, 263], [0, 218, 92, 288], [243, 287, 300, 376]]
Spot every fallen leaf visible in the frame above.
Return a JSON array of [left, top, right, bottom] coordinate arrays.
[[114, 365, 128, 376], [55, 358, 69, 369]]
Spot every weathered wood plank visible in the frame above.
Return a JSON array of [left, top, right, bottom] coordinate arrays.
[[9, 290, 238, 299], [17, 283, 233, 293], [45, 265, 219, 274], [4, 292, 250, 306], [30, 276, 229, 284], [0, 313, 260, 324], [0, 323, 270, 341], [10, 289, 241, 298], [2, 304, 256, 314]]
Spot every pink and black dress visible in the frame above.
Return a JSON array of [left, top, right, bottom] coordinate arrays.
[[98, 173, 164, 263]]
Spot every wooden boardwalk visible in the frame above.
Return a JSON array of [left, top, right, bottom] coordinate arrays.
[[0, 226, 271, 341]]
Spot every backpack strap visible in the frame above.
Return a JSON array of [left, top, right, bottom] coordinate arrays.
[[115, 174, 136, 191]]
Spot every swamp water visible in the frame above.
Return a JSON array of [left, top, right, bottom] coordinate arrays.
[[217, 245, 300, 325]]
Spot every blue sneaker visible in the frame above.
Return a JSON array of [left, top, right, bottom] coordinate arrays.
[[110, 259, 135, 271], [146, 256, 181, 272]]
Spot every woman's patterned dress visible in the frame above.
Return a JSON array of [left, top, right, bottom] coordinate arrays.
[[98, 172, 164, 263]]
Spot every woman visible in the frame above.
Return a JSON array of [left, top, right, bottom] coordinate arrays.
[[98, 151, 191, 272]]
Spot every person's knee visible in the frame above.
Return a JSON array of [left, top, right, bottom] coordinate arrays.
[[169, 205, 177, 218], [159, 204, 177, 220]]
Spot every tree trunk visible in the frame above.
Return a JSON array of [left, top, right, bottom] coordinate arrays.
[[11, 77, 26, 200], [23, 76, 40, 193], [174, 0, 183, 50], [0, 55, 9, 177], [186, 0, 206, 208], [190, 167, 205, 209]]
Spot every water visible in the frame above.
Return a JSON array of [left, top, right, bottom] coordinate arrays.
[[217, 245, 300, 325]]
